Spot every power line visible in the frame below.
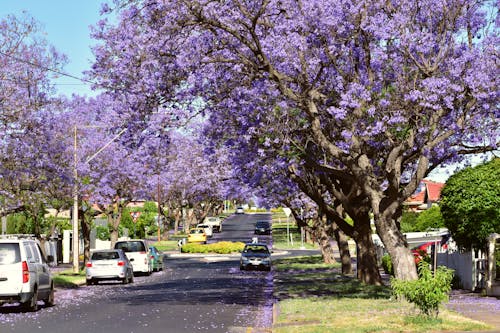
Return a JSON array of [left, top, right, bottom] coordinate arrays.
[[0, 49, 95, 86]]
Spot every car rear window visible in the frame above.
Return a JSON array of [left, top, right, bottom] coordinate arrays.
[[0, 243, 21, 265], [115, 241, 146, 252], [244, 245, 269, 253], [92, 251, 120, 260]]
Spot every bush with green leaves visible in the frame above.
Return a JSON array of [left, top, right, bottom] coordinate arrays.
[[95, 225, 110, 241], [414, 205, 445, 231], [181, 241, 245, 254], [381, 254, 394, 275], [391, 262, 454, 317]]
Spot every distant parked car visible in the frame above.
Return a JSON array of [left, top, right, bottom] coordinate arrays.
[[204, 216, 222, 232], [196, 223, 213, 237], [187, 228, 207, 244], [235, 207, 245, 214], [114, 239, 152, 275], [0, 236, 54, 311], [240, 243, 271, 271], [148, 246, 164, 272], [86, 249, 134, 285], [254, 221, 272, 235]]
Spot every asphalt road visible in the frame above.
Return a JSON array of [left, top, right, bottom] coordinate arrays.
[[0, 213, 275, 333]]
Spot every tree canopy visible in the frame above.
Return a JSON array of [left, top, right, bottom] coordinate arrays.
[[88, 0, 499, 280]]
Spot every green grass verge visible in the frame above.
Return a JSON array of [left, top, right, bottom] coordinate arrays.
[[273, 255, 341, 271], [53, 270, 86, 288], [273, 256, 490, 333], [272, 223, 317, 250], [151, 240, 179, 252]]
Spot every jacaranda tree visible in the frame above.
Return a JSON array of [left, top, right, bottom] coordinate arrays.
[[0, 13, 67, 226], [89, 0, 499, 280]]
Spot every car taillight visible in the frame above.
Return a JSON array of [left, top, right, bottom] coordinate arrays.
[[22, 261, 29, 283], [117, 261, 125, 266], [86, 262, 92, 268]]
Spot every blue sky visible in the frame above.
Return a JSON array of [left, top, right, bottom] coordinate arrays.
[[0, 1, 110, 97]]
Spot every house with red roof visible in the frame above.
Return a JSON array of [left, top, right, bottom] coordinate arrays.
[[405, 179, 445, 212]]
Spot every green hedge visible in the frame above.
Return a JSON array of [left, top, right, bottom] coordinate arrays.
[[181, 241, 245, 254]]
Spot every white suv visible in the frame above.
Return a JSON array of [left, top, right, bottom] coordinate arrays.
[[0, 236, 54, 311], [114, 239, 151, 275]]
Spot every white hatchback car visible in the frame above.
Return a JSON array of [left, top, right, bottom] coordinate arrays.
[[0, 236, 54, 311], [86, 249, 134, 285]]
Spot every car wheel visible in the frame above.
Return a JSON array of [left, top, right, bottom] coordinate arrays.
[[86, 279, 93, 286], [44, 283, 55, 307], [129, 272, 134, 283], [21, 289, 38, 312], [240, 266, 245, 271]]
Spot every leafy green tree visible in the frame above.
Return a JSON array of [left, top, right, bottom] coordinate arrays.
[[440, 158, 500, 251], [414, 206, 445, 232], [401, 210, 419, 233]]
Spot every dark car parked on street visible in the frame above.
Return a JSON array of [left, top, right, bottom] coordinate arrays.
[[254, 221, 272, 235], [240, 243, 271, 271]]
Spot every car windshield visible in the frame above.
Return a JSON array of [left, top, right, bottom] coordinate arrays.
[[92, 251, 120, 260], [243, 245, 269, 254], [115, 241, 146, 252], [0, 243, 21, 265], [190, 229, 204, 234], [256, 222, 270, 227]]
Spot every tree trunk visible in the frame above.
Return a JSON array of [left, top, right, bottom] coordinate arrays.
[[334, 228, 353, 275], [374, 215, 417, 281], [352, 217, 382, 285], [80, 214, 91, 265], [109, 213, 121, 248], [316, 225, 337, 264]]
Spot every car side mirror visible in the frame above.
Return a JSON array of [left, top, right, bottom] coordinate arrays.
[[130, 258, 135, 262]]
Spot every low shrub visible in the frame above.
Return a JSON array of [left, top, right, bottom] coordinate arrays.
[[181, 241, 245, 254], [391, 262, 454, 318], [381, 254, 394, 275]]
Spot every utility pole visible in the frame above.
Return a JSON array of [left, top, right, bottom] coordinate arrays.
[[72, 126, 79, 273], [72, 126, 127, 273], [157, 174, 161, 242]]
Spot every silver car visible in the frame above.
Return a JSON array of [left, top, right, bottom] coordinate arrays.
[[240, 243, 271, 271], [86, 249, 134, 285]]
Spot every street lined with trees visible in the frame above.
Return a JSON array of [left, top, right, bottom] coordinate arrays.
[[1, 0, 498, 286]]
